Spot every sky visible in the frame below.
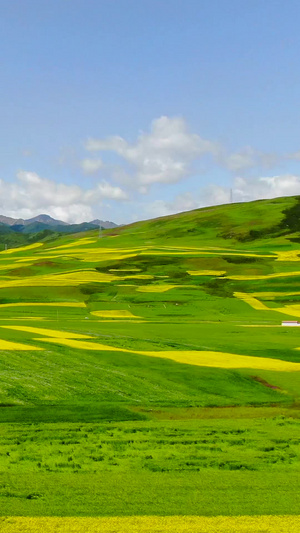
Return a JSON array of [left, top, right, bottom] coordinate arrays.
[[1, 0, 300, 224]]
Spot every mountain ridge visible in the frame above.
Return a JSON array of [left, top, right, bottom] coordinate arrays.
[[0, 213, 117, 229]]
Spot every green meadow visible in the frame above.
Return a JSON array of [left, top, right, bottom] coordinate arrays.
[[1, 196, 300, 528]]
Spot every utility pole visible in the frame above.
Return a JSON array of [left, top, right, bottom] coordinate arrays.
[[230, 188, 233, 203], [99, 224, 102, 238]]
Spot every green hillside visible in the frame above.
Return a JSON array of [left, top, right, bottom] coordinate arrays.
[[0, 196, 300, 524], [108, 195, 300, 247]]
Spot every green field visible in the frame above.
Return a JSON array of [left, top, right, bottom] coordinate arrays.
[[1, 196, 300, 530]]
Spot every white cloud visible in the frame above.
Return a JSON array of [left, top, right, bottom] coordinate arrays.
[[233, 174, 300, 202], [0, 171, 128, 223], [142, 174, 300, 221], [84, 116, 283, 189], [222, 146, 257, 172], [220, 147, 279, 173], [80, 158, 103, 174], [144, 187, 230, 220], [83, 181, 128, 202], [85, 116, 220, 188], [204, 174, 300, 207]]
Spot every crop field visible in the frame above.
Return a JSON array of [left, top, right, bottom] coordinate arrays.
[[1, 197, 300, 530]]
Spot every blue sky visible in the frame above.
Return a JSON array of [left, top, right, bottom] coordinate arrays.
[[1, 0, 300, 223]]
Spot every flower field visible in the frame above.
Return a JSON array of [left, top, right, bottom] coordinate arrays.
[[1, 515, 300, 532], [0, 199, 300, 525]]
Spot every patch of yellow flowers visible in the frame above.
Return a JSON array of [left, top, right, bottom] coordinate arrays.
[[187, 270, 226, 276], [0, 302, 86, 308], [235, 291, 300, 319], [136, 284, 175, 292], [0, 515, 299, 532], [0, 339, 43, 350], [2, 325, 299, 371], [90, 310, 141, 318], [0, 243, 44, 254]]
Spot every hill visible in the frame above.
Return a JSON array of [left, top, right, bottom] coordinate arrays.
[[0, 195, 300, 521], [107, 195, 300, 247]]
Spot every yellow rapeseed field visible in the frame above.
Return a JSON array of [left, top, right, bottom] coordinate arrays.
[[13, 251, 137, 264], [3, 325, 298, 371], [1, 325, 91, 339], [187, 270, 226, 276], [229, 271, 300, 280], [235, 292, 300, 319], [80, 252, 138, 263], [275, 304, 300, 318], [95, 320, 147, 323], [145, 251, 271, 257], [136, 285, 175, 292], [109, 268, 141, 271], [34, 337, 123, 351], [139, 348, 300, 371], [0, 302, 86, 308], [14, 255, 61, 263], [0, 243, 44, 254], [124, 274, 154, 280], [0, 317, 45, 320], [252, 291, 300, 298], [0, 270, 119, 289], [234, 292, 269, 310], [275, 250, 300, 261], [0, 339, 42, 350], [0, 262, 32, 270], [1, 515, 299, 532], [90, 310, 141, 318], [48, 238, 97, 250]]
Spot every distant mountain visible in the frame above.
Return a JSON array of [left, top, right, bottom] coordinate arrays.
[[89, 219, 117, 229], [12, 221, 100, 235], [0, 214, 67, 227], [0, 213, 118, 251], [24, 214, 69, 226], [0, 214, 118, 233], [0, 215, 24, 226]]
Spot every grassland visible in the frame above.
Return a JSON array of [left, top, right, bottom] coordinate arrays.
[[1, 196, 300, 530]]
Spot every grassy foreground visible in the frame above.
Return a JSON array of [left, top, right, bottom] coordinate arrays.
[[1, 197, 300, 527]]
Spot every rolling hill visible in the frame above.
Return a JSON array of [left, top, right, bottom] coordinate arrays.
[[106, 195, 300, 246], [0, 195, 300, 528]]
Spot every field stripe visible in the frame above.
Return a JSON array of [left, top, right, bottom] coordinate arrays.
[[0, 515, 299, 532], [0, 302, 86, 308], [90, 310, 141, 318], [0, 243, 44, 254], [229, 271, 300, 280], [0, 339, 43, 350], [187, 270, 226, 276], [2, 324, 299, 370]]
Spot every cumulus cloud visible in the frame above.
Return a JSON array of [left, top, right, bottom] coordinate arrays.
[[233, 174, 300, 202], [0, 171, 127, 223], [222, 146, 257, 172], [85, 116, 220, 189], [144, 188, 230, 220], [142, 174, 300, 221], [219, 146, 279, 173], [205, 174, 300, 208], [84, 116, 286, 190], [80, 158, 103, 174]]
